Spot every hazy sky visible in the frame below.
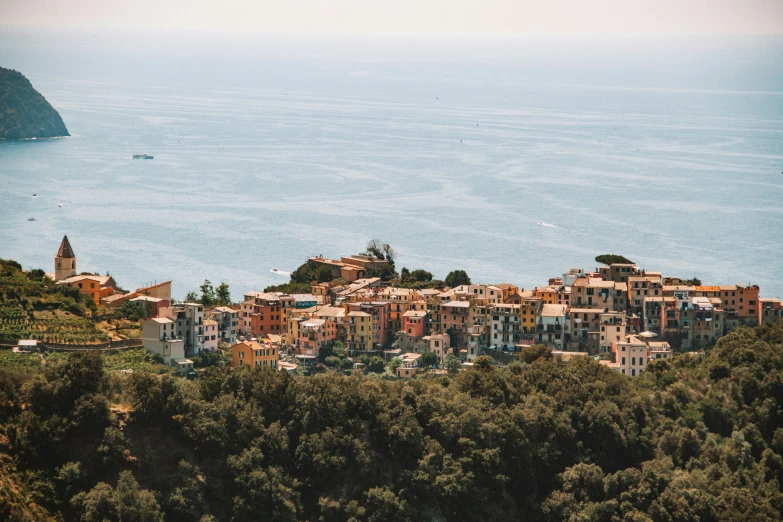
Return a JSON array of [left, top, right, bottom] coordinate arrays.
[[1, 0, 782, 36]]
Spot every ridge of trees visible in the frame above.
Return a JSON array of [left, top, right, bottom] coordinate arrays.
[[1, 319, 782, 521]]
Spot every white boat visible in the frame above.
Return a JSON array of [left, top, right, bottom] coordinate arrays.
[[537, 221, 544, 225], [132, 153, 154, 159]]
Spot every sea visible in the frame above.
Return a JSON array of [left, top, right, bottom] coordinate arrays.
[[1, 30, 782, 299]]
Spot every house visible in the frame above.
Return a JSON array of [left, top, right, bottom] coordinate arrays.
[[231, 340, 278, 369], [423, 333, 450, 364], [598, 263, 639, 283], [679, 296, 724, 349], [129, 296, 169, 318], [309, 254, 389, 282], [240, 292, 285, 337], [760, 298, 783, 324], [402, 310, 427, 338], [59, 274, 118, 305], [571, 277, 616, 309], [103, 280, 173, 308], [611, 335, 648, 377], [205, 306, 239, 345], [598, 311, 626, 354], [141, 317, 192, 374], [440, 300, 471, 347], [647, 341, 673, 361], [489, 303, 522, 350], [15, 340, 39, 352], [348, 301, 391, 349], [170, 303, 205, 355], [203, 319, 219, 351], [537, 304, 568, 349], [396, 352, 422, 378], [628, 275, 664, 315], [346, 311, 374, 352], [297, 318, 337, 356]]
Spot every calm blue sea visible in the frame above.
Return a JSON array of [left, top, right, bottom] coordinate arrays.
[[1, 30, 782, 299]]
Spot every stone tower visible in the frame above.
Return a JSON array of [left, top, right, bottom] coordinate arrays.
[[54, 235, 77, 281]]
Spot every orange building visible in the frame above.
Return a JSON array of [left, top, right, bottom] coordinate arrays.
[[231, 340, 278, 369], [60, 274, 117, 305], [241, 292, 285, 337]]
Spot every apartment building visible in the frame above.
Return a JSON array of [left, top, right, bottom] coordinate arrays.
[[205, 306, 239, 345], [346, 311, 374, 352], [170, 303, 205, 355], [611, 335, 648, 377], [537, 304, 568, 349], [231, 340, 278, 369]]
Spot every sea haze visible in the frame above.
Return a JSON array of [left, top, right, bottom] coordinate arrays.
[[1, 30, 782, 299]]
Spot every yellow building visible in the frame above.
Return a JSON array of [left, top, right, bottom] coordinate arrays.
[[231, 340, 278, 369], [346, 311, 374, 352]]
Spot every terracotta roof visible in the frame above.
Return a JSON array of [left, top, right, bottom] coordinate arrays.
[[57, 235, 75, 258]]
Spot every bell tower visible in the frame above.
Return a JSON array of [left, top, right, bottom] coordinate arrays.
[[54, 235, 77, 281]]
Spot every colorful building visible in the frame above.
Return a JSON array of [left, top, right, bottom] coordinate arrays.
[[231, 340, 278, 369]]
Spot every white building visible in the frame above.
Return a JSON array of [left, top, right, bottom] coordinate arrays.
[[141, 317, 192, 374], [170, 303, 205, 355], [537, 304, 568, 349], [490, 303, 522, 351], [206, 306, 240, 345]]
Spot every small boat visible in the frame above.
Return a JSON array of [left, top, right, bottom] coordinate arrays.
[[537, 221, 543, 225], [27, 218, 35, 221], [132, 153, 154, 159], [32, 193, 37, 197], [57, 204, 62, 208]]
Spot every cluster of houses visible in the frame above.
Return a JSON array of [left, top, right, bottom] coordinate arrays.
[[50, 236, 783, 377]]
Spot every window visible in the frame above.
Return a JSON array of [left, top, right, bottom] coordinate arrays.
[[622, 357, 626, 364], [239, 351, 244, 359], [631, 357, 636, 365], [631, 369, 635, 376]]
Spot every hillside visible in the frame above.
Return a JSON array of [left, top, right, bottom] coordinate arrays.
[[0, 67, 69, 139], [0, 319, 781, 521]]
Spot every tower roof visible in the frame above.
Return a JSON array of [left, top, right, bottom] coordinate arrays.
[[57, 235, 75, 258]]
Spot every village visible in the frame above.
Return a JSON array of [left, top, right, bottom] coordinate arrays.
[[46, 235, 783, 378]]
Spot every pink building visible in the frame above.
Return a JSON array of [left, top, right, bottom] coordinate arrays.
[[348, 301, 392, 349], [402, 310, 427, 337], [203, 319, 219, 351]]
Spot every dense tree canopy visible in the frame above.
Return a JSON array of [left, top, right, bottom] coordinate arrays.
[[445, 270, 471, 287], [1, 320, 783, 521], [595, 254, 634, 265]]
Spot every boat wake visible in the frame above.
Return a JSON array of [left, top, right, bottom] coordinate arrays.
[[536, 221, 557, 228], [270, 268, 291, 276]]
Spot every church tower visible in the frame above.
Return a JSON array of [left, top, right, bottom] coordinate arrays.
[[54, 235, 77, 281]]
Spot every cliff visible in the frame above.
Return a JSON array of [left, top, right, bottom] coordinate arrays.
[[0, 66, 69, 139]]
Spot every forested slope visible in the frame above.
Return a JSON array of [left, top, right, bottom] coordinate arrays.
[[1, 319, 782, 521], [0, 67, 69, 140]]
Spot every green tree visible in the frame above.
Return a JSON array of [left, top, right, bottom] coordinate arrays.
[[520, 344, 553, 364], [184, 291, 198, 303], [444, 270, 471, 287], [215, 282, 231, 306], [199, 280, 216, 307], [595, 254, 634, 265], [389, 357, 402, 373], [445, 353, 461, 374], [420, 351, 438, 368], [409, 269, 433, 282]]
